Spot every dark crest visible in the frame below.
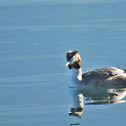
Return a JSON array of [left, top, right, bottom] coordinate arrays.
[[66, 50, 81, 69], [66, 50, 79, 62]]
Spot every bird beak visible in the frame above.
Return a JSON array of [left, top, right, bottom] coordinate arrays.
[[66, 62, 70, 66], [66, 55, 76, 67]]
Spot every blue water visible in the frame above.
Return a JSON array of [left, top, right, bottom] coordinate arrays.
[[0, 0, 126, 125]]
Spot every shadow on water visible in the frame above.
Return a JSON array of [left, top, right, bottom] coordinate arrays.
[[69, 84, 126, 119]]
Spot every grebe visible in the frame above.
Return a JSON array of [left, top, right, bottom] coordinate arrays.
[[66, 50, 126, 87]]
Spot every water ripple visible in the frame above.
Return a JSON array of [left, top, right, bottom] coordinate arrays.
[[0, 0, 126, 7], [0, 24, 126, 32], [0, 73, 68, 87]]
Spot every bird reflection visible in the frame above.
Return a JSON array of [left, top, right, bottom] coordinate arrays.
[[69, 85, 126, 117]]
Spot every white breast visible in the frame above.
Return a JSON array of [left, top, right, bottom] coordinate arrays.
[[69, 68, 83, 87]]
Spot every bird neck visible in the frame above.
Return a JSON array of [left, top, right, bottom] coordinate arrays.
[[69, 67, 82, 87]]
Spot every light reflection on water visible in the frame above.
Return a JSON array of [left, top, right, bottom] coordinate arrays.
[[69, 85, 126, 125], [69, 85, 126, 116]]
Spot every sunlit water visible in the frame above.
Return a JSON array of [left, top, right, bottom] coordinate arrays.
[[0, 0, 126, 125]]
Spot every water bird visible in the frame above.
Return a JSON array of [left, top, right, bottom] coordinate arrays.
[[66, 50, 126, 87]]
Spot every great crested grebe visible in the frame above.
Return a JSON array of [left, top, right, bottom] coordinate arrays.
[[66, 50, 126, 87]]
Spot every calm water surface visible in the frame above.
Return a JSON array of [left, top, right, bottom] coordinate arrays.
[[0, 0, 126, 125]]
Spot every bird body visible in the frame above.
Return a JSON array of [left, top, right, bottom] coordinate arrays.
[[66, 51, 126, 87]]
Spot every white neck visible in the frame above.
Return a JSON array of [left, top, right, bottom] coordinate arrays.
[[69, 68, 82, 87]]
